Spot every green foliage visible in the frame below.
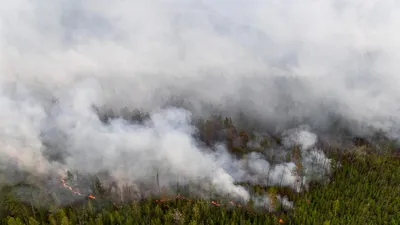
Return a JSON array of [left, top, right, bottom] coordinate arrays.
[[292, 154, 400, 224], [0, 118, 400, 224], [1, 153, 399, 224]]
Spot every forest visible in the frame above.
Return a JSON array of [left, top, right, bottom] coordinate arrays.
[[2, 0, 400, 224], [1, 113, 400, 225]]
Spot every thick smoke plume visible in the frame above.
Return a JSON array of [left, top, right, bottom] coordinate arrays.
[[0, 0, 398, 207]]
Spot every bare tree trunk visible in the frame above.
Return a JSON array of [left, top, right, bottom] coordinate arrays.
[[156, 172, 160, 194]]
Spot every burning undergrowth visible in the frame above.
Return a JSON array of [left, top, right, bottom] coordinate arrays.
[[0, 91, 397, 214], [0, 1, 399, 221], [0, 102, 342, 212]]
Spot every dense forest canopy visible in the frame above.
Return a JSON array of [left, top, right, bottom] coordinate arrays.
[[1, 0, 400, 224]]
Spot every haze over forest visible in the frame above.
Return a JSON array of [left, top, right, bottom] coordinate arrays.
[[0, 0, 399, 210]]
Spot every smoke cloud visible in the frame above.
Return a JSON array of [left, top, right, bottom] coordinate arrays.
[[0, 0, 398, 207]]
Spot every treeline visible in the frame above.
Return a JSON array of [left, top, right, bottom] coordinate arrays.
[[1, 152, 400, 224], [4, 198, 282, 225], [1, 115, 400, 224]]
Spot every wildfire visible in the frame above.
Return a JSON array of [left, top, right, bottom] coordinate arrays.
[[61, 178, 82, 196], [60, 176, 260, 213], [60, 178, 95, 199], [153, 194, 244, 209], [88, 194, 96, 199], [211, 201, 221, 206]]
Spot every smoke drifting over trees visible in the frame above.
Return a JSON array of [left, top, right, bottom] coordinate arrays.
[[0, 0, 398, 208]]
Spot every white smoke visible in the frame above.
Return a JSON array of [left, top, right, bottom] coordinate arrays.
[[0, 0, 398, 205], [253, 195, 294, 211], [0, 78, 327, 204]]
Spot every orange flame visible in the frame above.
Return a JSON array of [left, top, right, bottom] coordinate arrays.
[[211, 201, 221, 206], [61, 178, 96, 199], [152, 194, 247, 209], [279, 218, 284, 224], [61, 178, 82, 196], [60, 176, 251, 211], [88, 194, 96, 199]]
